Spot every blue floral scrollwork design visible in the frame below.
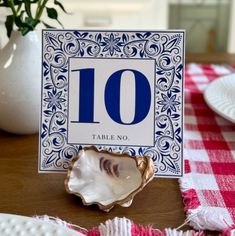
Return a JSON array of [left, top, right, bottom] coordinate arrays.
[[154, 115, 181, 174], [41, 111, 79, 170], [44, 90, 66, 111], [41, 30, 184, 176], [101, 33, 122, 56]]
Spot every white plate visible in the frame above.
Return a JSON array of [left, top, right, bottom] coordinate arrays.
[[204, 74, 235, 123], [0, 214, 84, 236]]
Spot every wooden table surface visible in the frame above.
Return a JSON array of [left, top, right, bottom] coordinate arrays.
[[0, 130, 187, 231], [186, 53, 235, 65]]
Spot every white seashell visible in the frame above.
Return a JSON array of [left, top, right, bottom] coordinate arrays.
[[65, 147, 155, 212]]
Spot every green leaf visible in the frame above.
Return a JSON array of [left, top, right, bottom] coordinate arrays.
[[20, 18, 39, 36], [46, 7, 58, 20], [54, 0, 67, 13], [21, 27, 31, 35], [15, 14, 40, 36], [5, 15, 14, 38], [25, 16, 39, 28], [46, 7, 63, 28], [24, 0, 32, 17], [15, 15, 23, 28]]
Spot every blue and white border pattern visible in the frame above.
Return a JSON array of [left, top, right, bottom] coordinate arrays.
[[40, 30, 185, 177]]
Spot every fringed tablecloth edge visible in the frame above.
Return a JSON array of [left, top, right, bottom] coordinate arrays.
[[179, 175, 235, 234], [35, 215, 205, 236]]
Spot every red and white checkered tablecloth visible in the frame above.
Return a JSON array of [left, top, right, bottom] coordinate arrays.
[[180, 63, 235, 233]]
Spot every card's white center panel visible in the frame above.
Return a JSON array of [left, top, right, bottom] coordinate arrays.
[[68, 58, 155, 146]]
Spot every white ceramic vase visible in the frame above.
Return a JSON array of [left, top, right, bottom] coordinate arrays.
[[0, 31, 41, 134]]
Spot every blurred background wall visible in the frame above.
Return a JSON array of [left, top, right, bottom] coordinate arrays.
[[0, 0, 234, 53]]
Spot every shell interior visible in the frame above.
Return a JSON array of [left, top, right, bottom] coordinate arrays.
[[67, 149, 143, 206]]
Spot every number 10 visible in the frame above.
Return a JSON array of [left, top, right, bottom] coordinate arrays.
[[71, 68, 152, 125]]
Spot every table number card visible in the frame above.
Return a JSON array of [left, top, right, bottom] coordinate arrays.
[[39, 30, 185, 177]]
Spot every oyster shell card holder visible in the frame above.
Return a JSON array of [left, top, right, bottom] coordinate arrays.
[[40, 30, 185, 177]]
